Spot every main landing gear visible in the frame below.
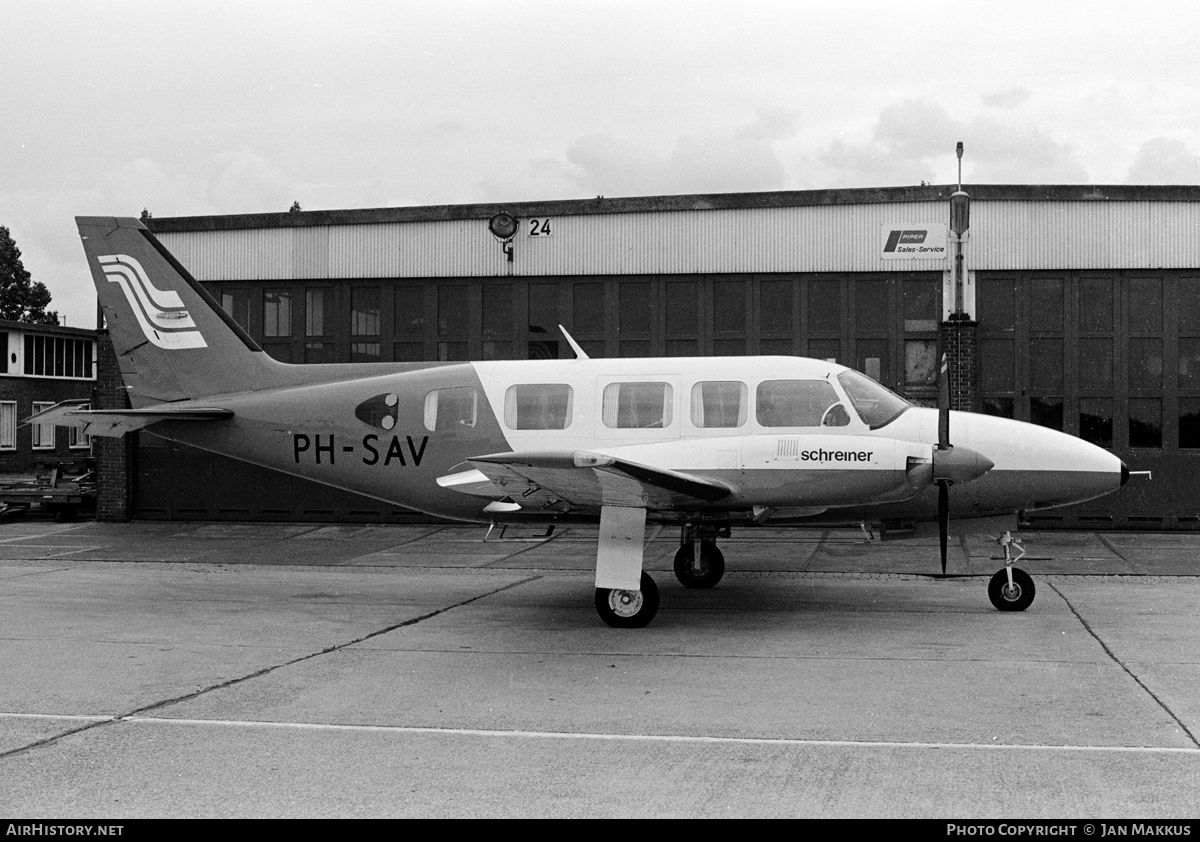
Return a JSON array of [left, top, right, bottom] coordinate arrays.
[[595, 572, 660, 628], [988, 531, 1035, 612], [673, 530, 726, 589], [592, 520, 729, 627]]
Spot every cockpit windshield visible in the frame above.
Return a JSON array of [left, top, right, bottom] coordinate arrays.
[[836, 370, 911, 429]]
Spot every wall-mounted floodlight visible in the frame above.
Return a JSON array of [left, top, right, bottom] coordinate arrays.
[[488, 212, 518, 265], [488, 212, 519, 240]]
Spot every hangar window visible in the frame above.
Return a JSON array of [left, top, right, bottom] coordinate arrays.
[[1180, 398, 1200, 449], [756, 380, 843, 428], [602, 382, 673, 429], [263, 291, 291, 337], [691, 381, 747, 428], [424, 388, 478, 432], [504, 384, 573, 430]]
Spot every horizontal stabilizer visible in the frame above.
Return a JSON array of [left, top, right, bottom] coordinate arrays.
[[24, 400, 233, 437], [455, 450, 733, 513]]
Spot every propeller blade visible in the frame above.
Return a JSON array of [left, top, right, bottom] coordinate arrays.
[[938, 481, 949, 576], [938, 352, 950, 450]]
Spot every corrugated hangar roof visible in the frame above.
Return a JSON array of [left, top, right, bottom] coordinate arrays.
[[147, 184, 1200, 233]]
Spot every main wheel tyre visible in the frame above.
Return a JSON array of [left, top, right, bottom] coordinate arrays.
[[988, 567, 1036, 612], [595, 572, 660, 628], [673, 542, 726, 588]]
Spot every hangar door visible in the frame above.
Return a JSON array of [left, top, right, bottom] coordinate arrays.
[[977, 270, 1200, 529]]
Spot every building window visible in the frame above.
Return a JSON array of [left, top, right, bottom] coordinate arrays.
[[69, 403, 92, 450], [31, 401, 55, 450], [1129, 398, 1162, 449], [394, 285, 425, 362], [1030, 397, 1064, 431], [220, 289, 253, 332], [263, 291, 292, 337], [1079, 399, 1113, 448], [306, 288, 332, 337], [351, 287, 380, 337], [1180, 398, 1200, 449], [0, 402, 15, 450], [351, 342, 381, 362], [22, 335, 94, 379]]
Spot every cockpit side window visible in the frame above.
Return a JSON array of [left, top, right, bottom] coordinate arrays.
[[504, 384, 573, 430], [836, 370, 911, 429], [756, 380, 841, 427]]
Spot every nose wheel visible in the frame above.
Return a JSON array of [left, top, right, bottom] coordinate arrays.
[[988, 531, 1035, 611], [988, 567, 1035, 611]]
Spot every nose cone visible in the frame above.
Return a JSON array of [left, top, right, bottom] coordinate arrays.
[[952, 412, 1128, 510]]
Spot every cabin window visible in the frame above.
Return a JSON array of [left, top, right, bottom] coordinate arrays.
[[755, 380, 842, 428], [424, 388, 478, 432], [602, 382, 673, 429], [691, 381, 747, 428], [504, 384, 573, 430]]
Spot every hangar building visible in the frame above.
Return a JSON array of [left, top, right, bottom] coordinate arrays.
[[93, 184, 1200, 528]]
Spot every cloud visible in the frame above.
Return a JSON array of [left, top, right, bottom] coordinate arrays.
[[207, 152, 298, 214], [563, 124, 790, 198], [981, 88, 1032, 110], [816, 98, 1090, 185], [737, 106, 802, 141], [1126, 138, 1200, 184]]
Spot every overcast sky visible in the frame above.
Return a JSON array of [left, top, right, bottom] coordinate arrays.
[[4, 0, 1200, 327]]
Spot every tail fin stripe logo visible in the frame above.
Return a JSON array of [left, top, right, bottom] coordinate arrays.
[[99, 254, 207, 349]]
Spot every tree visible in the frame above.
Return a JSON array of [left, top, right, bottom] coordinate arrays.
[[0, 226, 58, 325], [289, 201, 302, 213]]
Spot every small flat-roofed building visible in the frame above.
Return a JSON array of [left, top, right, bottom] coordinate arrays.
[[0, 319, 98, 474]]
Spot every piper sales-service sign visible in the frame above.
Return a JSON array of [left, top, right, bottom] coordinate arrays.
[[879, 224, 948, 259]]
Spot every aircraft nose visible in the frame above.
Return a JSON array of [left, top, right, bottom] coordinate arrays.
[[1120, 460, 1130, 486]]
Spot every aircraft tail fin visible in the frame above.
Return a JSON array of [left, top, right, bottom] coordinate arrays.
[[76, 217, 284, 405]]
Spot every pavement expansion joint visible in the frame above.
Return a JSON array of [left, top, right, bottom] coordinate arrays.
[[1047, 580, 1200, 750]]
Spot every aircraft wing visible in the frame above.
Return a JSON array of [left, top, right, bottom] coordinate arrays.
[[24, 400, 234, 437], [439, 450, 734, 514]]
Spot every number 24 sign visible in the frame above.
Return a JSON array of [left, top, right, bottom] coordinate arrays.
[[528, 218, 553, 237]]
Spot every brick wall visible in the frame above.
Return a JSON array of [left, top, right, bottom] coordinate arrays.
[[0, 379, 95, 474], [93, 331, 134, 521], [940, 319, 978, 413]]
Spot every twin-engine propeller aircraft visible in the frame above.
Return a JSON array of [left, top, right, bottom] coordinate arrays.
[[36, 217, 1130, 627]]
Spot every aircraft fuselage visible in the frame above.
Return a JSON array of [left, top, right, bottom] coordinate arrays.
[[149, 355, 1125, 527]]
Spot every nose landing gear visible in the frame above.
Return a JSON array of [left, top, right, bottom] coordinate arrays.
[[988, 531, 1035, 611]]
